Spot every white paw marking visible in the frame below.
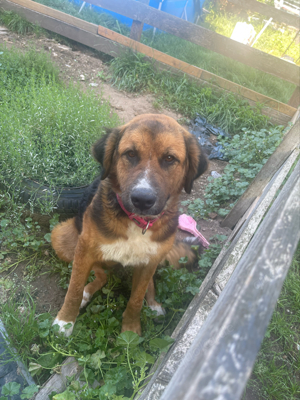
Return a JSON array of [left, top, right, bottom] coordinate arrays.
[[149, 304, 166, 316], [80, 290, 91, 309], [52, 318, 74, 337]]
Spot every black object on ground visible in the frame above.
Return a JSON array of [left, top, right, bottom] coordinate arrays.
[[189, 115, 230, 161]]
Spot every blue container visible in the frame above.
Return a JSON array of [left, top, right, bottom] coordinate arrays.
[[75, 0, 205, 29]]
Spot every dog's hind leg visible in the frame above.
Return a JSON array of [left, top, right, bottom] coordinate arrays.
[[163, 238, 201, 269], [80, 264, 108, 308], [51, 218, 79, 263]]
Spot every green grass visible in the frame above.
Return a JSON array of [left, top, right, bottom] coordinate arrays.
[[0, 10, 45, 35], [0, 46, 119, 188], [109, 50, 271, 135], [244, 241, 300, 400]]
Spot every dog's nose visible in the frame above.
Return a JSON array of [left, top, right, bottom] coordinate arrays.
[[131, 189, 156, 211]]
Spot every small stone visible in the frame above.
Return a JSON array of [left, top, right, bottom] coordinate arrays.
[[80, 74, 85, 81], [89, 83, 98, 87], [208, 212, 218, 219], [52, 52, 58, 57]]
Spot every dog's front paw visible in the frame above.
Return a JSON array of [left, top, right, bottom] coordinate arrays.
[[121, 321, 142, 336], [52, 318, 74, 337], [149, 304, 166, 316]]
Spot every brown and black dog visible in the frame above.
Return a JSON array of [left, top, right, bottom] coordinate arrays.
[[52, 114, 207, 336]]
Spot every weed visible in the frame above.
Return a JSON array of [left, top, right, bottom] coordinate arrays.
[[0, 10, 45, 36]]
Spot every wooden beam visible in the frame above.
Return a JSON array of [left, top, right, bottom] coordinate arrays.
[[87, 0, 300, 85], [228, 0, 300, 28], [97, 25, 296, 117], [221, 118, 300, 228], [159, 162, 300, 400], [0, 0, 123, 55], [288, 86, 300, 108], [130, 0, 149, 42]]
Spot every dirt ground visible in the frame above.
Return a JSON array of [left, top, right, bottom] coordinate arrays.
[[0, 29, 231, 314]]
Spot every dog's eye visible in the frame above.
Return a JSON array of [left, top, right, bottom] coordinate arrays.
[[127, 151, 136, 158], [165, 155, 175, 163]]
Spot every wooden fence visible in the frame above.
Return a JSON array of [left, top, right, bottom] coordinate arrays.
[[0, 0, 299, 125]]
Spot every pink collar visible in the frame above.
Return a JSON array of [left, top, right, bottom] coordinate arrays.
[[116, 194, 164, 234]]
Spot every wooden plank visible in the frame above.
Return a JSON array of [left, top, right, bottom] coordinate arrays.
[[159, 161, 300, 400], [97, 25, 296, 117], [228, 0, 300, 28], [88, 0, 300, 85], [130, 0, 149, 41], [34, 357, 82, 399], [221, 118, 300, 228], [4, 0, 99, 34], [288, 86, 300, 108], [0, 0, 123, 56]]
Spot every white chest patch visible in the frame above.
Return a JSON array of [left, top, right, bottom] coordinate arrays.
[[100, 223, 159, 266]]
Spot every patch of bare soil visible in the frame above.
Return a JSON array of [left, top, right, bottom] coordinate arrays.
[[0, 30, 231, 310]]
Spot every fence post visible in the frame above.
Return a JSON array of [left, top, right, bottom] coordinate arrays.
[[130, 0, 149, 41]]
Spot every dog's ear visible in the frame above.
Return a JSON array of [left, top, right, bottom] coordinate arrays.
[[92, 127, 123, 180], [184, 134, 208, 194]]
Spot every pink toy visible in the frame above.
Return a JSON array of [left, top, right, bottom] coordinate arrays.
[[178, 214, 210, 248]]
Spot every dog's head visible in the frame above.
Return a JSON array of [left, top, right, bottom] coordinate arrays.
[[92, 114, 207, 216]]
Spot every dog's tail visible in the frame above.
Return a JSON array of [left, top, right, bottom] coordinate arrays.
[[51, 217, 79, 263], [162, 237, 203, 269]]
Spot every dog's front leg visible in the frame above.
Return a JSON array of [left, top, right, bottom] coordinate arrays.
[[53, 240, 94, 337], [122, 264, 158, 335]]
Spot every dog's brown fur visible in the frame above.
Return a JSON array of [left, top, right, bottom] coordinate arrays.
[[52, 114, 207, 336]]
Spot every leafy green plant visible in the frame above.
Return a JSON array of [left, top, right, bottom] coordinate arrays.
[[0, 382, 39, 400], [186, 124, 284, 216]]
